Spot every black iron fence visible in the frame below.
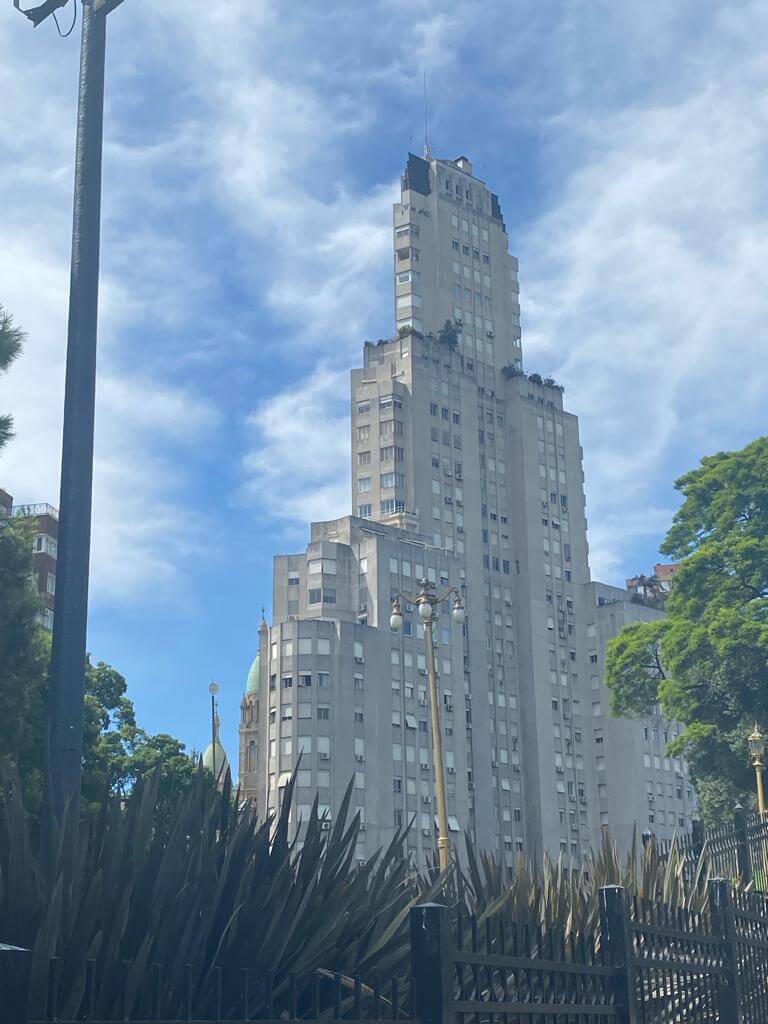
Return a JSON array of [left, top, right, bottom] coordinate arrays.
[[652, 809, 768, 888], [411, 879, 768, 1024], [5, 878, 768, 1024]]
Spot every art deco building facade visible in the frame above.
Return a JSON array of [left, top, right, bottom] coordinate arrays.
[[239, 153, 695, 865]]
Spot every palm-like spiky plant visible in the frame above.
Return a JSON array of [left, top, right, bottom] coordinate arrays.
[[0, 767, 435, 1022], [1, 764, 720, 1023]]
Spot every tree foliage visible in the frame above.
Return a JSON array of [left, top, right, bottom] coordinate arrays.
[[0, 516, 49, 809], [0, 304, 24, 453], [606, 436, 768, 823], [0, 513, 195, 818]]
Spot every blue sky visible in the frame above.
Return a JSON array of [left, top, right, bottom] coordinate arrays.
[[2, 0, 768, 766]]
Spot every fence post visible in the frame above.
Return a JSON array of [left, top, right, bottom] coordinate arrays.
[[599, 885, 638, 1024], [409, 903, 453, 1024], [708, 878, 742, 1024], [733, 805, 751, 885]]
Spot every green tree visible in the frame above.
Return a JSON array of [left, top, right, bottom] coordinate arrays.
[[0, 515, 49, 809], [81, 657, 196, 807], [0, 516, 196, 816], [606, 436, 768, 823], [0, 304, 24, 452]]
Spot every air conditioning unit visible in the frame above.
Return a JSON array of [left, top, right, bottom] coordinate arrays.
[[445, 497, 453, 505], [486, 329, 494, 338], [420, 763, 430, 771], [422, 796, 431, 804], [418, 697, 427, 706], [422, 829, 432, 838], [456, 500, 463, 507], [457, 526, 464, 535], [579, 797, 587, 805], [320, 821, 332, 831], [491, 760, 498, 769], [355, 754, 365, 762], [447, 767, 455, 775], [354, 656, 364, 664], [444, 468, 452, 477], [564, 712, 571, 720], [319, 752, 330, 760], [359, 822, 366, 831], [467, 781, 474, 790], [556, 767, 564, 774], [419, 668, 427, 676], [571, 823, 579, 832]]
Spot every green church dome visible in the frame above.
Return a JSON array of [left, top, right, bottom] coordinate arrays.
[[246, 652, 260, 694]]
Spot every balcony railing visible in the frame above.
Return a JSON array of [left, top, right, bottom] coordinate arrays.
[[11, 503, 59, 520]]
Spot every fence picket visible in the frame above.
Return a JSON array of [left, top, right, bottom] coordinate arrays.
[[599, 886, 637, 1024]]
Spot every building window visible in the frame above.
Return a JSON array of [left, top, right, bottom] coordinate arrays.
[[357, 504, 372, 518], [357, 477, 371, 493], [46, 572, 56, 595], [308, 589, 321, 604], [317, 705, 330, 720], [357, 450, 371, 466]]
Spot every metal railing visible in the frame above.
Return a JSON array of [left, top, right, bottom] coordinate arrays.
[[11, 503, 59, 520], [7, 880, 768, 1023]]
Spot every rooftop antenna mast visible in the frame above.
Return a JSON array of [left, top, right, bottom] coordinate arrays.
[[423, 71, 430, 159]]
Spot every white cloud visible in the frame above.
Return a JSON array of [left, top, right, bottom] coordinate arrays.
[[0, 34, 219, 602], [517, 3, 768, 581], [244, 367, 350, 535]]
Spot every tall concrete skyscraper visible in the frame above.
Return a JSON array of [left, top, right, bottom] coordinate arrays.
[[239, 153, 695, 866]]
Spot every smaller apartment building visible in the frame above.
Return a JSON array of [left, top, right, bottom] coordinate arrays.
[[1, 489, 58, 629], [585, 581, 696, 848]]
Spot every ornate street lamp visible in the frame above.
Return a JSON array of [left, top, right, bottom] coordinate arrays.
[[390, 578, 465, 872], [748, 724, 766, 817]]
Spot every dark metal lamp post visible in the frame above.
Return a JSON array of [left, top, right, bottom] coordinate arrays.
[[14, 0, 128, 837]]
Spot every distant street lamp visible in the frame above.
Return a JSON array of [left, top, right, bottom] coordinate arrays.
[[748, 724, 766, 817], [390, 579, 465, 872], [209, 681, 220, 783], [13, 0, 129, 838]]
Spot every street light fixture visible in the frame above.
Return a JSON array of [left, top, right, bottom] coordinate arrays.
[[748, 724, 766, 817], [14, 0, 129, 843], [390, 578, 465, 873]]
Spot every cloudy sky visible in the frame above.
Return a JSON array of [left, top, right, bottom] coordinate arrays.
[[2, 0, 767, 762]]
